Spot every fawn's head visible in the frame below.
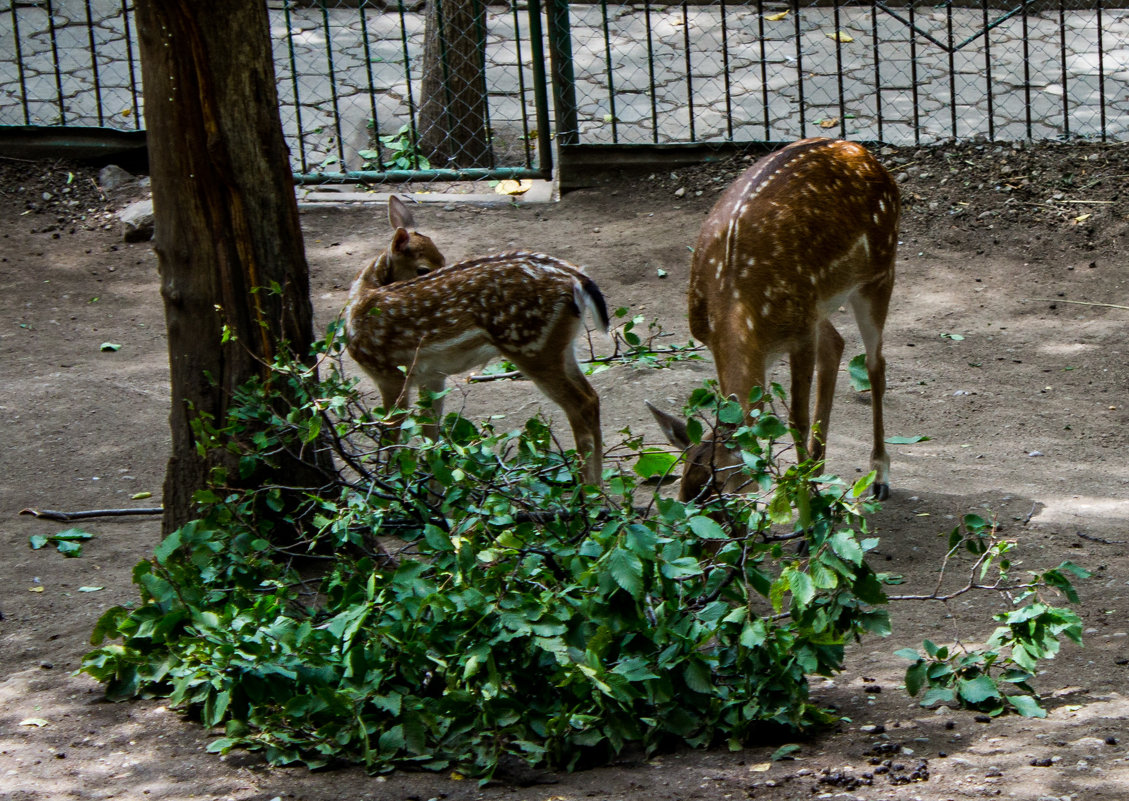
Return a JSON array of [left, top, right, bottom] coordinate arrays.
[[368, 195, 445, 286], [646, 401, 748, 503]]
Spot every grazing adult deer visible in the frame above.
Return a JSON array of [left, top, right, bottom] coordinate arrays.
[[345, 202, 608, 485], [648, 138, 900, 501]]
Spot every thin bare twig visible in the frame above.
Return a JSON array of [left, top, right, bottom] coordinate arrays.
[[1077, 530, 1127, 545], [1025, 298, 1129, 311], [19, 507, 163, 521]]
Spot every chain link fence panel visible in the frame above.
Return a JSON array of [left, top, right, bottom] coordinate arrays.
[[3, 0, 1128, 185], [559, 0, 1129, 147]]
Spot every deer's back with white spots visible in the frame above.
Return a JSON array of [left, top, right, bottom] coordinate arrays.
[[653, 138, 900, 501]]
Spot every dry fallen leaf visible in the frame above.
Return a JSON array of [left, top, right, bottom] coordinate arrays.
[[495, 179, 532, 196], [749, 762, 772, 772], [819, 118, 840, 129], [20, 718, 49, 727], [1074, 213, 1091, 223], [766, 10, 789, 21], [827, 30, 854, 43]]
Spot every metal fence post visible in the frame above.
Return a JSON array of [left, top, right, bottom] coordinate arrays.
[[545, 0, 579, 148]]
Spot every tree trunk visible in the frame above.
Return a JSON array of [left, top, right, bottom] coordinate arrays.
[[134, 0, 328, 537], [417, 0, 495, 169]]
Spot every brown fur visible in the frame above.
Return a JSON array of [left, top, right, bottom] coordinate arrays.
[[345, 208, 608, 486], [650, 138, 900, 501]]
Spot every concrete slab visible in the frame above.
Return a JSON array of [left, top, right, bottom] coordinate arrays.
[[296, 179, 557, 207]]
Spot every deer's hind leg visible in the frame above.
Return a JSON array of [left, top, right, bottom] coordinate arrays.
[[810, 318, 845, 463], [849, 281, 893, 500], [511, 344, 603, 487]]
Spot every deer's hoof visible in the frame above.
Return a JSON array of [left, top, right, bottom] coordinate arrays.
[[872, 482, 890, 501]]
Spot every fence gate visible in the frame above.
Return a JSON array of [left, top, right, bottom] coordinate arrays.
[[0, 0, 556, 186]]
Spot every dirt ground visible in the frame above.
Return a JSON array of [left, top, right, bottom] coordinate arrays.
[[3, 138, 1129, 801]]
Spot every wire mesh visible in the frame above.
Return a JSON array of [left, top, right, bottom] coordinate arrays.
[[269, 0, 552, 182], [561, 0, 1129, 147], [3, 0, 1129, 185], [1, 0, 142, 131]]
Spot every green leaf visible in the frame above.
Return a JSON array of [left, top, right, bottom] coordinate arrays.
[[378, 725, 405, 753], [612, 657, 660, 682], [660, 556, 702, 580], [718, 400, 745, 425], [787, 569, 815, 607], [688, 515, 727, 540], [685, 416, 703, 444], [752, 414, 788, 439], [740, 619, 767, 648], [29, 534, 49, 550], [851, 472, 876, 497], [683, 659, 713, 694], [99, 342, 122, 352], [771, 743, 801, 761], [885, 434, 930, 444], [958, 675, 1001, 704], [625, 523, 658, 558], [634, 449, 678, 478], [920, 687, 956, 707], [904, 662, 927, 697], [829, 531, 864, 565], [1008, 695, 1047, 718], [767, 490, 792, 525], [302, 415, 322, 444], [608, 547, 644, 598], [847, 353, 870, 391], [56, 540, 84, 557], [422, 524, 452, 552], [206, 737, 237, 754]]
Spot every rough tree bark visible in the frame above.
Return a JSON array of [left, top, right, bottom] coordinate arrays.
[[134, 0, 329, 536], [417, 0, 495, 169]]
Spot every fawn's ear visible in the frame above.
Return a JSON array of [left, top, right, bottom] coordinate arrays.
[[390, 227, 411, 255], [388, 195, 415, 231], [645, 401, 691, 450]]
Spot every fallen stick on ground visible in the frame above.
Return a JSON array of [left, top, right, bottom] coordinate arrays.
[[19, 507, 163, 521]]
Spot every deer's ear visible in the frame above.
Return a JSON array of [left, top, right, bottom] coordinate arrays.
[[391, 228, 411, 255], [646, 401, 692, 450], [388, 195, 415, 231]]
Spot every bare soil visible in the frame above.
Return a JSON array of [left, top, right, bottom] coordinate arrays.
[[3, 139, 1129, 801]]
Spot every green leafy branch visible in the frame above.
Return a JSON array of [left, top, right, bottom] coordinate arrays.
[[360, 123, 431, 172], [77, 327, 1088, 780], [468, 307, 703, 384], [79, 331, 898, 779], [892, 513, 1088, 717], [29, 527, 95, 557]]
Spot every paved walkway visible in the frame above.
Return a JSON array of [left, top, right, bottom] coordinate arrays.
[[3, 1, 1128, 176]]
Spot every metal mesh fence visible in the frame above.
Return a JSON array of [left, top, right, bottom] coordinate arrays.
[[561, 0, 1129, 146], [3, 0, 1128, 184], [1, 0, 141, 131], [269, 0, 551, 182]]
